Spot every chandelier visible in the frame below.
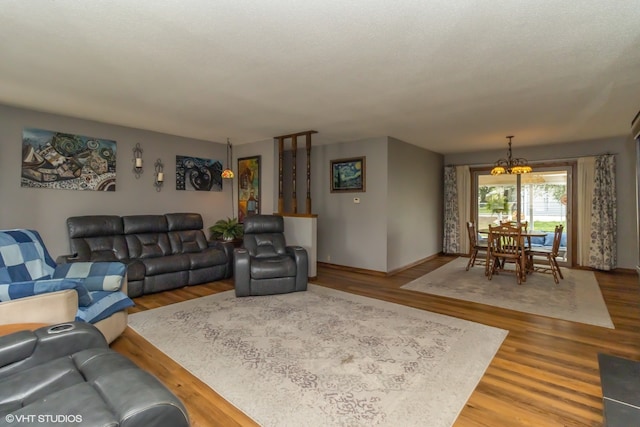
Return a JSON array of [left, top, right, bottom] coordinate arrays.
[[490, 136, 532, 175]]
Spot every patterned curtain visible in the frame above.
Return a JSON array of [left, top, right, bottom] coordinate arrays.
[[443, 166, 459, 254], [589, 154, 616, 270]]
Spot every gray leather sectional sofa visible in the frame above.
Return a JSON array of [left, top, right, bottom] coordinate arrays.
[[63, 213, 232, 298]]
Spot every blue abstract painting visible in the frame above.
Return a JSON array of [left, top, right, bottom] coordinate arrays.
[[176, 155, 223, 191]]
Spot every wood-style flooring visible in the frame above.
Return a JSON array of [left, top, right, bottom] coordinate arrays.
[[111, 255, 640, 427]]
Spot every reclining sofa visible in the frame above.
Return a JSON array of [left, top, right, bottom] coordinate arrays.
[[64, 213, 233, 298], [234, 215, 308, 297], [0, 322, 190, 427]]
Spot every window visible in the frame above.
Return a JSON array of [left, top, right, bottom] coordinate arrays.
[[473, 163, 573, 265]]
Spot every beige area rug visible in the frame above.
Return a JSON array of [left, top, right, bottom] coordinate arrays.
[[128, 284, 507, 427], [402, 257, 614, 329]]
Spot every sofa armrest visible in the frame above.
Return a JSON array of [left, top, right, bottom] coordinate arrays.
[[0, 322, 107, 379], [0, 290, 78, 325], [0, 331, 37, 370], [286, 246, 308, 291], [53, 261, 127, 292], [233, 249, 251, 297], [210, 240, 235, 278]]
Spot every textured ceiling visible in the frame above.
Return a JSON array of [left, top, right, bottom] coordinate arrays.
[[1, 1, 639, 153]]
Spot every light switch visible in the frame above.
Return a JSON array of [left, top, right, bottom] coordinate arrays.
[[353, 197, 360, 204]]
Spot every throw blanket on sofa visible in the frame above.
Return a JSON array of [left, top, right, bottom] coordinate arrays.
[[0, 229, 133, 323], [0, 229, 57, 281]]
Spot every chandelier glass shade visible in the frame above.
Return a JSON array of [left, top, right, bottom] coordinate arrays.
[[221, 138, 234, 179], [490, 136, 532, 175]]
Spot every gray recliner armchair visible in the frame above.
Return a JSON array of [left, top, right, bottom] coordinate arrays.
[[233, 215, 308, 297], [0, 322, 189, 427]]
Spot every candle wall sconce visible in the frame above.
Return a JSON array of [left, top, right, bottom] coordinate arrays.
[[132, 143, 143, 178], [154, 159, 164, 192]]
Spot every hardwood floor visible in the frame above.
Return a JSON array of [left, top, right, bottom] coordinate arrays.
[[111, 256, 640, 427]]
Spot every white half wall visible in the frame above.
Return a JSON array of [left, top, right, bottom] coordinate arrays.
[[283, 215, 317, 277]]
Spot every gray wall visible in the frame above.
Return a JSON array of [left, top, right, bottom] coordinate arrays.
[[0, 104, 230, 258], [0, 103, 445, 275], [312, 137, 389, 271], [4, 103, 632, 272], [387, 138, 443, 271], [311, 137, 444, 273], [445, 135, 637, 269]]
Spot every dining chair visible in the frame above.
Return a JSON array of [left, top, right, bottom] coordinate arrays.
[[487, 223, 526, 284], [500, 220, 528, 232], [528, 224, 564, 284], [465, 221, 487, 271], [502, 220, 537, 255]]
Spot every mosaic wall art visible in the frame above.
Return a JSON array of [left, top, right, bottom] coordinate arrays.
[[21, 128, 117, 191], [176, 155, 222, 191]]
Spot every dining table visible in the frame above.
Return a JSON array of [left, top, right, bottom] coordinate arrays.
[[478, 228, 548, 282]]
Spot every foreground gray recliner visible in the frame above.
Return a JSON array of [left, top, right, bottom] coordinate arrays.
[[0, 322, 189, 427], [234, 215, 308, 297]]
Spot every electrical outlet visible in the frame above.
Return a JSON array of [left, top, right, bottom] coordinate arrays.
[[327, 255, 331, 262]]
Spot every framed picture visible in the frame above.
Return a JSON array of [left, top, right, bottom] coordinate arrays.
[[238, 155, 261, 222], [21, 128, 117, 191], [175, 155, 223, 191], [330, 156, 366, 193]]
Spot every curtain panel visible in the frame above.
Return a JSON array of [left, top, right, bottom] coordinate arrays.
[[577, 157, 595, 266], [443, 166, 459, 254], [457, 166, 471, 254], [589, 154, 617, 270]]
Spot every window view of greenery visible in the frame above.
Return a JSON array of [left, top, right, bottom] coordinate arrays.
[[477, 172, 567, 232]]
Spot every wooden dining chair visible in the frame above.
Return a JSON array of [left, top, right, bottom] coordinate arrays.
[[500, 220, 528, 232], [487, 223, 526, 284], [502, 220, 534, 253], [465, 221, 487, 271], [528, 224, 564, 284]]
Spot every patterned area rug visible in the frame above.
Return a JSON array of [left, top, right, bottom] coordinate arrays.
[[402, 257, 614, 328], [128, 284, 507, 427]]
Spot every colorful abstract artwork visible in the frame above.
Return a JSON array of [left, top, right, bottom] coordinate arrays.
[[176, 155, 223, 191], [21, 128, 117, 191], [237, 156, 261, 222]]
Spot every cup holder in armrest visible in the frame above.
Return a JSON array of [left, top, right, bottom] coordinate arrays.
[[47, 323, 76, 334]]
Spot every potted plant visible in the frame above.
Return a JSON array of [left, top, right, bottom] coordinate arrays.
[[209, 217, 243, 242]]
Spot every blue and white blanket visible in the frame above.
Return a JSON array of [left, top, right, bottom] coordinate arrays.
[[0, 229, 133, 323]]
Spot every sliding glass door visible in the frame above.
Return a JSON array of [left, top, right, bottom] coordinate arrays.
[[474, 165, 572, 265]]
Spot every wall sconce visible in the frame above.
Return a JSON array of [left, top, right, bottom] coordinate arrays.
[[132, 143, 143, 178], [154, 158, 164, 192]]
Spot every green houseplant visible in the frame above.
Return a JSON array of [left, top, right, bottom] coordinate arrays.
[[209, 217, 243, 241]]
